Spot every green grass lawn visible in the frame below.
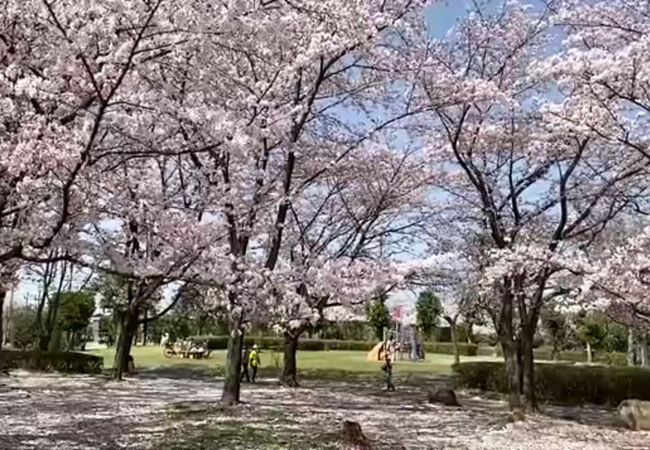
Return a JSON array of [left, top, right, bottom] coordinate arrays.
[[91, 345, 499, 382]]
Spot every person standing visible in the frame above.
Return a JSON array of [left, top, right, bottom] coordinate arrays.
[[160, 332, 169, 348], [241, 346, 251, 383], [382, 347, 395, 392], [249, 344, 261, 382]]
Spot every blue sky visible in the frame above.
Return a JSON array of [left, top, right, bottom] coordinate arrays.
[[427, 0, 549, 38], [427, 1, 474, 38]]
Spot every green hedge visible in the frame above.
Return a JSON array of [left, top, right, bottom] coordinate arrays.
[[0, 350, 103, 374], [423, 342, 478, 356], [453, 362, 650, 406], [192, 336, 478, 355], [475, 345, 627, 366]]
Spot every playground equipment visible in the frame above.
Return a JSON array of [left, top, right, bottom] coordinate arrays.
[[365, 304, 425, 362], [365, 340, 394, 362]]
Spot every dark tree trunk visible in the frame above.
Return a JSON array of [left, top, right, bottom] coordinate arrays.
[[281, 330, 300, 387], [497, 284, 522, 411], [520, 324, 537, 412], [515, 274, 544, 413], [113, 308, 138, 380], [221, 324, 245, 406], [502, 339, 522, 410], [42, 288, 63, 352], [142, 310, 148, 346], [0, 290, 5, 349]]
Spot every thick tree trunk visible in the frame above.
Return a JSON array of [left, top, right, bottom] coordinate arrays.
[[497, 285, 522, 411], [221, 326, 245, 406], [627, 328, 636, 367], [48, 326, 62, 352], [0, 291, 5, 349], [41, 291, 63, 352], [502, 339, 523, 410], [281, 331, 300, 387], [113, 309, 138, 380], [520, 324, 537, 412], [446, 316, 460, 366]]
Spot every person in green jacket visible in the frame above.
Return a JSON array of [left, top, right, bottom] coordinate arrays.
[[249, 344, 261, 382]]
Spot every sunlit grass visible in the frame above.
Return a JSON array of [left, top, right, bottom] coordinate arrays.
[[91, 345, 500, 381]]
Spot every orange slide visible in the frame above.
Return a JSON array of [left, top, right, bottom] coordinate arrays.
[[365, 342, 385, 361]]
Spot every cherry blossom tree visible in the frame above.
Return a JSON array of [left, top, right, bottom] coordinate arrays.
[[136, 0, 435, 404], [550, 0, 650, 169], [263, 144, 433, 385], [0, 0, 198, 357], [408, 0, 650, 412], [585, 224, 650, 325]]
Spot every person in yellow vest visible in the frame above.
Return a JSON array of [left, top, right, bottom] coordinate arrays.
[[249, 344, 261, 382]]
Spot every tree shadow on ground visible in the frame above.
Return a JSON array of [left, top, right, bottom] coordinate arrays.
[[135, 364, 216, 380]]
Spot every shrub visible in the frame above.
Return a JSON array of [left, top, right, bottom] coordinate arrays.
[[453, 361, 650, 406], [473, 332, 499, 346], [9, 307, 38, 350], [423, 342, 478, 356], [475, 345, 626, 366], [476, 345, 501, 357], [192, 335, 230, 350], [0, 350, 103, 374]]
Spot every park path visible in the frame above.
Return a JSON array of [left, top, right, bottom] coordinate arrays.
[[0, 370, 648, 449], [0, 369, 222, 450]]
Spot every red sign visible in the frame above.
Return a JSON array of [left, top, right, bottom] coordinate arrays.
[[392, 305, 404, 321]]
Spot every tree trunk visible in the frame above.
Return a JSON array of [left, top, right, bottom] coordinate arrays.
[[142, 310, 148, 346], [48, 325, 62, 352], [42, 291, 63, 352], [627, 328, 636, 367], [221, 326, 245, 405], [502, 339, 523, 410], [446, 316, 460, 366], [281, 331, 300, 387], [0, 291, 5, 349], [497, 285, 522, 411], [409, 327, 418, 361], [640, 334, 648, 367], [113, 309, 138, 380], [520, 324, 537, 412], [586, 342, 592, 364], [36, 300, 47, 351]]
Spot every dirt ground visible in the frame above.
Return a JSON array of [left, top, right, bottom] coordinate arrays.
[[0, 370, 648, 450]]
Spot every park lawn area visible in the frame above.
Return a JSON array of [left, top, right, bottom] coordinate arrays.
[[91, 345, 498, 382]]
